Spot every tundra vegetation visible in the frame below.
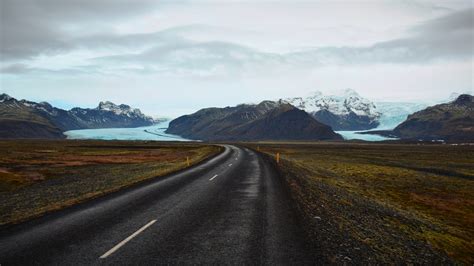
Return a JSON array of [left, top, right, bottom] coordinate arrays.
[[0, 140, 220, 226], [252, 142, 473, 264]]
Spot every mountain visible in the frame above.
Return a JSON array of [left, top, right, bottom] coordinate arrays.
[[365, 95, 473, 142], [393, 94, 473, 141], [0, 94, 156, 139], [283, 89, 381, 130], [374, 102, 429, 130], [0, 94, 64, 139], [69, 101, 155, 129], [166, 100, 342, 141]]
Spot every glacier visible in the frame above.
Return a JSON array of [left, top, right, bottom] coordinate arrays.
[[336, 101, 429, 141], [65, 121, 189, 141]]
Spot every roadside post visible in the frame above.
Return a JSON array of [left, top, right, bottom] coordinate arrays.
[[187, 156, 190, 167], [276, 152, 280, 164]]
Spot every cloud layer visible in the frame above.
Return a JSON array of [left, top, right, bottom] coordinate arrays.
[[0, 0, 472, 116]]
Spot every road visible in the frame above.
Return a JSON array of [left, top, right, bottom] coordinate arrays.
[[0, 145, 312, 265]]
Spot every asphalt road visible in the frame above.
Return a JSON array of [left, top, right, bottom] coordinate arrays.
[[0, 145, 312, 265]]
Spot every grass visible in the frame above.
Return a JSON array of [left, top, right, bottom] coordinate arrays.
[[0, 140, 221, 226], [250, 142, 473, 264]]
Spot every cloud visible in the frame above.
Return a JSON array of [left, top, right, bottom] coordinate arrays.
[[0, 63, 32, 74], [93, 36, 284, 77], [0, 63, 97, 76], [0, 0, 160, 60], [287, 8, 473, 65], [82, 8, 473, 78]]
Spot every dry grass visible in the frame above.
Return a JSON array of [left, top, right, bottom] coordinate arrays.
[[251, 142, 473, 264], [0, 140, 221, 226]]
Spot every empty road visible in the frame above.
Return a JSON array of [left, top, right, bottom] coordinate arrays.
[[0, 145, 312, 265]]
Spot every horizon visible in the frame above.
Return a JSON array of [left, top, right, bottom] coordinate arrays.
[[1, 0, 473, 117], [1, 88, 469, 119]]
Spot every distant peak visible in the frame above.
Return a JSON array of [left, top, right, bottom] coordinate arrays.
[[97, 101, 118, 110], [453, 94, 473, 105], [306, 89, 360, 98], [0, 93, 13, 102], [39, 101, 52, 108]]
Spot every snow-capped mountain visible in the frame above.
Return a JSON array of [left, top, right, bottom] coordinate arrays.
[[96, 101, 154, 121], [283, 89, 381, 130], [0, 93, 157, 138]]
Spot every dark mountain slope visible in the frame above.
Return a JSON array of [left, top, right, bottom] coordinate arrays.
[[0, 94, 156, 139], [392, 94, 473, 141], [0, 120, 64, 139], [0, 95, 64, 139], [363, 94, 474, 142], [166, 101, 342, 141]]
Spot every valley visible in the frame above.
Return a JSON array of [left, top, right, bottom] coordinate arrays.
[[1, 1, 472, 264]]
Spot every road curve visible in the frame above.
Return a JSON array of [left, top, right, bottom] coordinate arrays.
[[0, 145, 312, 265]]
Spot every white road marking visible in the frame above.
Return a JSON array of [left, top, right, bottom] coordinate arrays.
[[100, 219, 157, 259], [209, 174, 218, 181], [229, 163, 232, 167]]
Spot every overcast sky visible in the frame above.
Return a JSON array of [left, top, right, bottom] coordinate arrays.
[[1, 0, 473, 117]]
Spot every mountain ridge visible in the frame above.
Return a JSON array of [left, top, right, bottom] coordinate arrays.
[[166, 100, 342, 141], [360, 94, 474, 142], [282, 89, 381, 130], [0, 93, 157, 139]]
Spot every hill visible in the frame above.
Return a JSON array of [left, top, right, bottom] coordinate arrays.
[[363, 94, 473, 142], [0, 94, 156, 139], [392, 94, 473, 141], [166, 101, 342, 141]]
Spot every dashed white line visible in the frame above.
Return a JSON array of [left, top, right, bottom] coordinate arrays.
[[209, 174, 218, 181], [228, 163, 233, 167], [100, 219, 157, 259]]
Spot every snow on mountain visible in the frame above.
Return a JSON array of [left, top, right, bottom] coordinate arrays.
[[374, 102, 429, 130], [1, 94, 156, 130], [96, 101, 153, 121], [282, 89, 381, 130], [284, 89, 380, 119]]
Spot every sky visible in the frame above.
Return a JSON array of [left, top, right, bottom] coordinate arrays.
[[0, 0, 473, 118]]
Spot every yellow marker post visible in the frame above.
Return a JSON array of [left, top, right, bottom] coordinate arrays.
[[276, 152, 280, 164], [187, 156, 190, 167]]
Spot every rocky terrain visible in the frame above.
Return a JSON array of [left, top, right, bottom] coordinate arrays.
[[0, 94, 156, 139], [166, 100, 342, 141], [283, 89, 381, 130], [253, 143, 472, 264], [365, 94, 474, 142]]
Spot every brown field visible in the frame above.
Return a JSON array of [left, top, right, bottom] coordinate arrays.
[[0, 140, 221, 226], [250, 142, 474, 264]]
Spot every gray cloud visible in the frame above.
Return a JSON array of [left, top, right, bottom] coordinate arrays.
[[288, 8, 473, 64], [94, 38, 281, 76], [0, 0, 159, 60], [0, 63, 99, 76], [1, 2, 472, 75], [89, 8, 473, 76], [0, 63, 33, 74]]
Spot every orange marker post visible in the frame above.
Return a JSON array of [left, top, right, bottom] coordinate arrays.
[[276, 152, 280, 164]]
